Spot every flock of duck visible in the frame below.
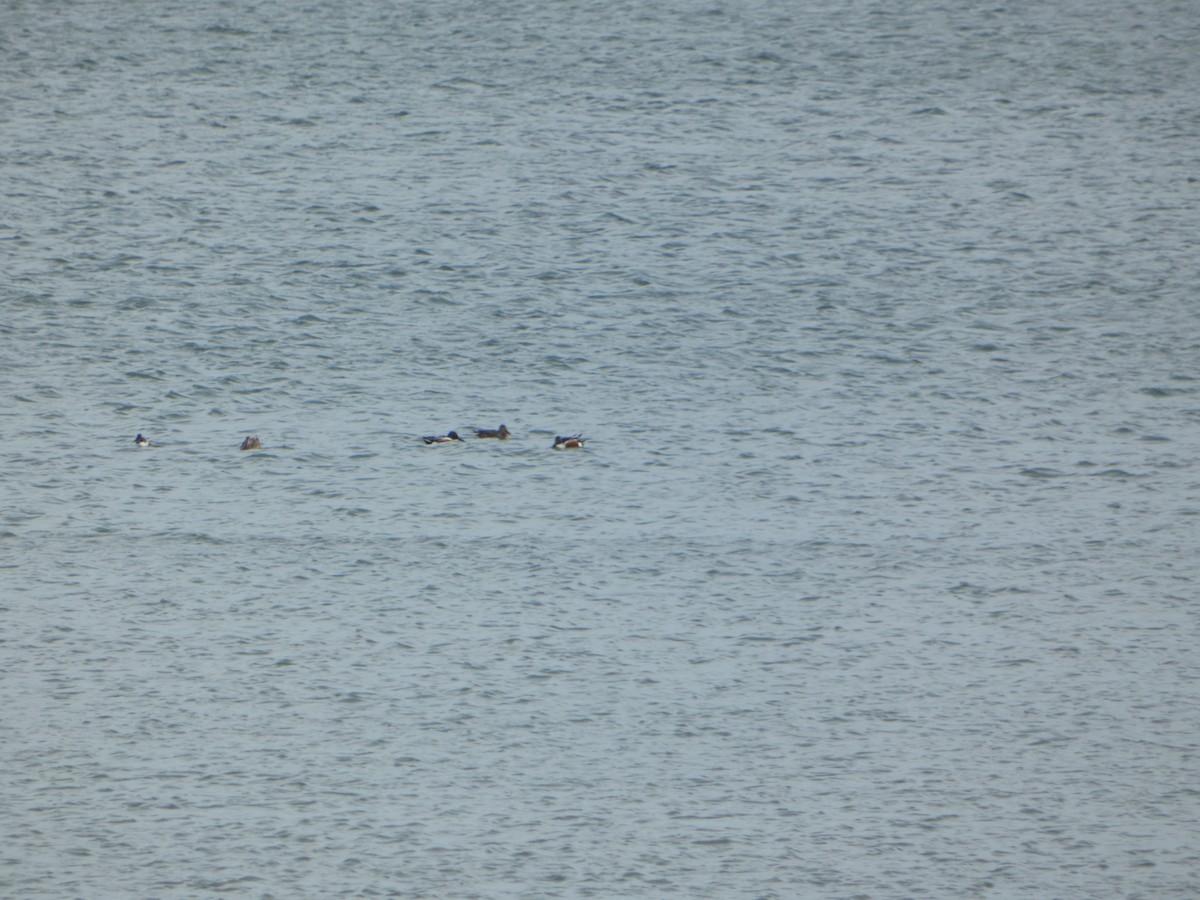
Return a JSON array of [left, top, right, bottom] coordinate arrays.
[[420, 426, 585, 449], [132, 426, 587, 452]]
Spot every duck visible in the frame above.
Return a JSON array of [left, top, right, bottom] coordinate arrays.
[[240, 435, 262, 451], [475, 424, 511, 439], [134, 433, 154, 447], [423, 431, 464, 445], [553, 434, 586, 450]]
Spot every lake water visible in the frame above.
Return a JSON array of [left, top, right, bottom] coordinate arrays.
[[2, 0, 1198, 897]]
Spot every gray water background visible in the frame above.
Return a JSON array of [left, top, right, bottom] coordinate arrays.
[[2, 0, 1199, 897]]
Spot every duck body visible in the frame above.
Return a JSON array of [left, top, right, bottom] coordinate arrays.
[[553, 434, 586, 450], [134, 433, 154, 447], [240, 435, 262, 451], [423, 431, 463, 445], [475, 424, 511, 439]]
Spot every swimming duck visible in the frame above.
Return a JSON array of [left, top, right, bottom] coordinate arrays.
[[134, 433, 154, 447], [240, 435, 262, 450], [423, 431, 464, 445], [553, 434, 586, 449], [475, 424, 511, 439]]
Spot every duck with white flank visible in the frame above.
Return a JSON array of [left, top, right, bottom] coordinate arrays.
[[134, 433, 154, 447], [423, 431, 464, 445], [553, 434, 585, 449]]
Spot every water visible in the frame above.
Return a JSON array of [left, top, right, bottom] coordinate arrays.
[[3, 0, 1198, 896]]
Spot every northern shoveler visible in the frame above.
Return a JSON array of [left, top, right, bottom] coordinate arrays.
[[553, 434, 586, 449], [134, 433, 153, 447], [240, 435, 262, 450], [475, 424, 511, 439], [423, 431, 464, 445]]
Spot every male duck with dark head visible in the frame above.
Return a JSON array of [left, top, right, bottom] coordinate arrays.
[[134, 433, 154, 447], [423, 431, 463, 445], [475, 424, 511, 439], [553, 434, 586, 450], [240, 435, 262, 451]]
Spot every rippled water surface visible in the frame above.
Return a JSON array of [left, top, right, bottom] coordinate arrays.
[[3, 0, 1199, 897]]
